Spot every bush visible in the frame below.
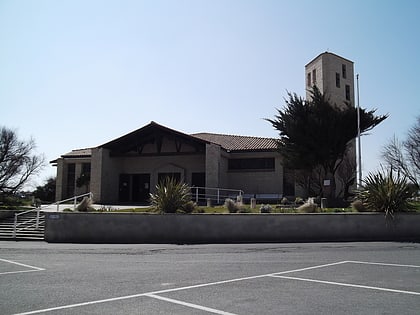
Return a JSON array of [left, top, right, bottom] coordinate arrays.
[[280, 197, 289, 205], [295, 197, 304, 205], [260, 204, 272, 213], [181, 201, 197, 214], [357, 169, 414, 217], [297, 198, 317, 213], [150, 178, 191, 213], [76, 197, 95, 212], [351, 199, 366, 212], [224, 198, 243, 213]]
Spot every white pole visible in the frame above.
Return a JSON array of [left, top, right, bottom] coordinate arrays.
[[356, 74, 362, 188]]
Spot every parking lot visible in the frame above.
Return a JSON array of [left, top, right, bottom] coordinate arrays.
[[1, 241, 419, 314]]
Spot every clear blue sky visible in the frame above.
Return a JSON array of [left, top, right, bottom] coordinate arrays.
[[1, 0, 419, 189]]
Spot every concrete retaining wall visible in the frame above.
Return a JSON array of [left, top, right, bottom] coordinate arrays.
[[0, 210, 16, 220], [44, 212, 420, 244]]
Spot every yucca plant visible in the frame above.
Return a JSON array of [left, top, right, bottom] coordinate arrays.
[[357, 168, 414, 217], [149, 177, 191, 213]]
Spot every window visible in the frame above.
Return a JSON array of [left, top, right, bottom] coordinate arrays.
[[82, 163, 91, 176], [342, 64, 347, 79], [335, 72, 340, 88], [228, 158, 275, 171], [345, 85, 350, 101], [312, 69, 316, 85], [307, 73, 311, 87]]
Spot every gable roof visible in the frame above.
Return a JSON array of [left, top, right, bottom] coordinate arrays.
[[61, 148, 92, 157], [192, 133, 278, 152], [52, 122, 279, 163], [101, 121, 208, 149]]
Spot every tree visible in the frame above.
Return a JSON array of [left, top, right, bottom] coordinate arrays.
[[33, 177, 56, 202], [267, 86, 387, 199], [382, 116, 420, 188], [0, 127, 45, 196]]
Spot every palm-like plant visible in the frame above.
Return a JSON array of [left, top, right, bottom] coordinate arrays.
[[357, 169, 414, 217], [150, 177, 191, 213]]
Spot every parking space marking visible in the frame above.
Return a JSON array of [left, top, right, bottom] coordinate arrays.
[[12, 261, 347, 315], [12, 260, 419, 315], [346, 260, 420, 268], [146, 294, 237, 315], [271, 260, 420, 296], [0, 258, 45, 276], [271, 275, 420, 296]]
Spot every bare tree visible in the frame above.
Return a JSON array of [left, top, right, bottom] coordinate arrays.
[[382, 116, 420, 188], [0, 127, 45, 195]]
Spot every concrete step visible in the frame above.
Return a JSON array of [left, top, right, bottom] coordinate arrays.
[[0, 211, 45, 241]]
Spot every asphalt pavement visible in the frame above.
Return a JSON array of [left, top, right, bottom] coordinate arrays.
[[1, 241, 419, 314]]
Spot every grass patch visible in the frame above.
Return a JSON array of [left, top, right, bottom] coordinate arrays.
[[83, 203, 420, 214]]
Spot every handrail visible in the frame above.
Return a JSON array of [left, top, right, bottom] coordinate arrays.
[[54, 192, 93, 212], [190, 187, 244, 204], [13, 192, 93, 238]]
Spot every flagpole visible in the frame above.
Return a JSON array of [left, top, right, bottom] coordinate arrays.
[[356, 74, 362, 188]]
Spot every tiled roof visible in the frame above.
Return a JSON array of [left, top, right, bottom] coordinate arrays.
[[62, 148, 92, 158], [192, 133, 278, 151]]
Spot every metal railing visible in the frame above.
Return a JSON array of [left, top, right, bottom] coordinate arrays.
[[190, 187, 244, 204], [13, 192, 93, 238], [53, 192, 93, 212]]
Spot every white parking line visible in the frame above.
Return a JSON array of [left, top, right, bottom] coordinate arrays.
[[347, 260, 420, 268], [0, 258, 45, 275], [146, 294, 237, 315], [13, 261, 347, 315], [271, 275, 420, 296], [12, 260, 419, 315]]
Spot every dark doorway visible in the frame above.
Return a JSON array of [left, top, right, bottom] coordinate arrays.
[[191, 172, 206, 201], [119, 174, 130, 202], [132, 174, 150, 202], [119, 173, 150, 203]]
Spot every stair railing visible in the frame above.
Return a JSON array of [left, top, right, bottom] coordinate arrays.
[[13, 192, 93, 238]]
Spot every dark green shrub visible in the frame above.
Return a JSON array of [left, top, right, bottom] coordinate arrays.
[[150, 178, 191, 213], [260, 204, 272, 213], [280, 197, 289, 205], [357, 169, 414, 217]]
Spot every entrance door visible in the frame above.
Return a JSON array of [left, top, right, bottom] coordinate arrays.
[[132, 174, 150, 202], [191, 172, 206, 202], [119, 174, 130, 202]]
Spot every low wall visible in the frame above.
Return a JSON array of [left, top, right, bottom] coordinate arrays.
[[44, 212, 420, 244], [0, 210, 17, 220]]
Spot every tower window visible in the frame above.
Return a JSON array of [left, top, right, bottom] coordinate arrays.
[[345, 84, 350, 101], [335, 73, 340, 88], [342, 64, 347, 79], [307, 73, 311, 87], [312, 69, 316, 84]]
